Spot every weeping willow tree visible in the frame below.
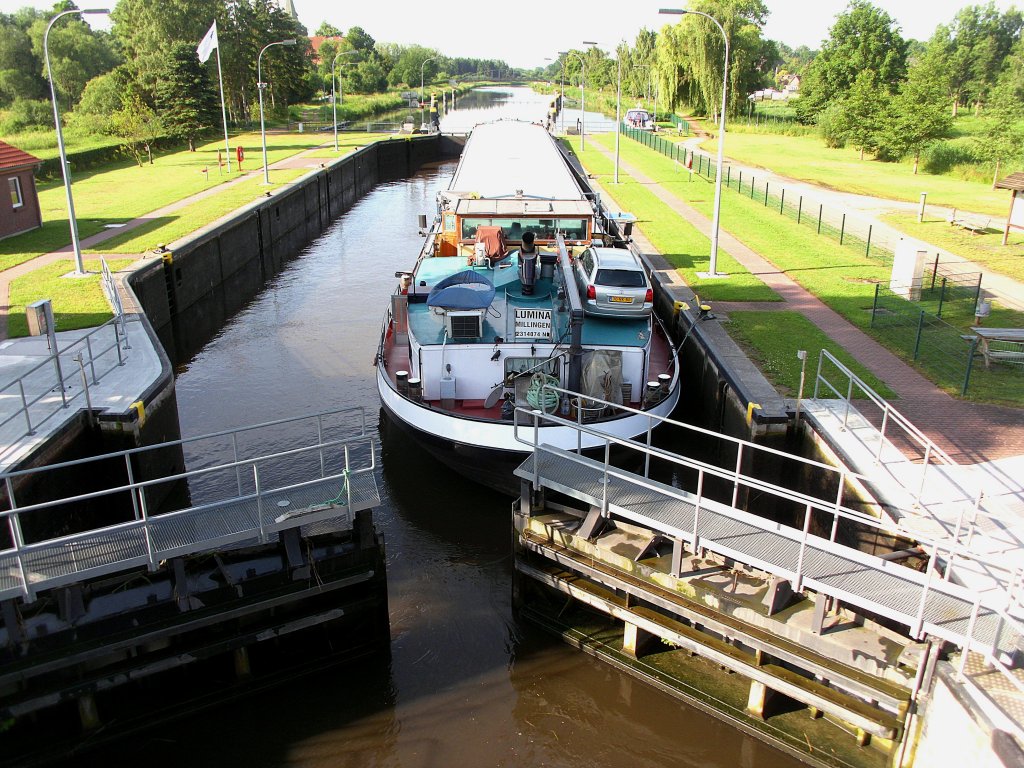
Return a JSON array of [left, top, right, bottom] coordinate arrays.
[[655, 0, 777, 120]]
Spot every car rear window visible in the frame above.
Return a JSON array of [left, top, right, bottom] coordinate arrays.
[[595, 269, 645, 288]]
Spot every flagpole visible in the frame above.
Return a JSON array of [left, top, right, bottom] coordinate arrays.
[[215, 38, 231, 172]]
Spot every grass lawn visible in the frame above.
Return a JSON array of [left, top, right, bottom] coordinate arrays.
[[695, 132, 1009, 217], [85, 168, 309, 254], [1, 130, 122, 162], [0, 130, 335, 273], [880, 213, 1024, 285], [567, 142, 779, 303], [598, 132, 1024, 404], [726, 311, 896, 399], [7, 258, 136, 337], [595, 132, 888, 325]]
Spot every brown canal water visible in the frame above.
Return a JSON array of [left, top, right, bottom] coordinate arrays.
[[89, 90, 802, 768]]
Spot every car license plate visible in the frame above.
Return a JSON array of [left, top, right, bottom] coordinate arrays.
[[610, 296, 632, 303]]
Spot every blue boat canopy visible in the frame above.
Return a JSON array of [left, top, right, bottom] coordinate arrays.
[[426, 270, 496, 310]]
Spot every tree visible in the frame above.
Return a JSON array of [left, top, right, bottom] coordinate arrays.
[[656, 0, 775, 119], [835, 70, 886, 159], [28, 6, 120, 108], [876, 54, 951, 171], [315, 21, 341, 37], [69, 65, 134, 132], [0, 14, 47, 106], [795, 1, 908, 124], [154, 41, 219, 150], [977, 41, 1024, 185], [112, 0, 221, 95], [387, 45, 442, 89], [110, 93, 163, 166], [924, 4, 1023, 116]]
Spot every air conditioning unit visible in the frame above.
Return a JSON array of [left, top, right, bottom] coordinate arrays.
[[445, 310, 484, 339]]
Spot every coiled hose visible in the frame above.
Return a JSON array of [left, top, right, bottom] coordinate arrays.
[[526, 373, 560, 413]]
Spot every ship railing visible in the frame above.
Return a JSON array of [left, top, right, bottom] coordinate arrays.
[[0, 407, 375, 602], [0, 315, 131, 459], [511, 395, 1024, 691]]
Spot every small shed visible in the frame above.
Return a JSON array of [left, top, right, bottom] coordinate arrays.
[[0, 140, 43, 241], [994, 171, 1024, 246]]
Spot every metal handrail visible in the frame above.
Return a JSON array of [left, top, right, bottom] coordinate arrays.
[[0, 316, 128, 448], [0, 408, 376, 601], [0, 434, 375, 521], [513, 385, 1024, 598], [812, 350, 1013, 531], [513, 391, 999, 576], [513, 402, 1024, 677], [814, 349, 956, 468], [0, 405, 368, 484]]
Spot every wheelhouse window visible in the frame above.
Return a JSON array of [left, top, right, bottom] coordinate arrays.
[[461, 218, 589, 243], [8, 177, 23, 209]]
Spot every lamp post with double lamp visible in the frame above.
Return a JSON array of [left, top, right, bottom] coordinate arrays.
[[660, 7, 729, 278], [332, 49, 358, 153], [420, 55, 439, 127], [544, 57, 565, 134], [614, 46, 622, 183], [258, 38, 297, 185], [45, 7, 109, 276], [558, 51, 585, 151]]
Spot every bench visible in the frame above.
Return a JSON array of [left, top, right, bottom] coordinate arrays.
[[972, 327, 1024, 368], [948, 211, 991, 234]]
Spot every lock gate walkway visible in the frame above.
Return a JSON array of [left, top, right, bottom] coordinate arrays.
[[0, 407, 380, 604]]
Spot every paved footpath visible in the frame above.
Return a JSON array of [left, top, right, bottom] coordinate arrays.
[[0, 143, 336, 340], [589, 141, 1024, 464]]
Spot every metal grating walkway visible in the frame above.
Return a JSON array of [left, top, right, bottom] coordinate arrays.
[[515, 445, 1024, 660], [0, 471, 379, 602]]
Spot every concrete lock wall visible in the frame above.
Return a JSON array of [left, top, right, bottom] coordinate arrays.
[[128, 135, 456, 365]]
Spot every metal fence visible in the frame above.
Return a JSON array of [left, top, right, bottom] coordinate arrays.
[[870, 284, 979, 395], [619, 125, 974, 273], [618, 125, 995, 394]]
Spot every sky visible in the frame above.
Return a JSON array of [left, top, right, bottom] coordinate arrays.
[[2, 0, 1021, 68]]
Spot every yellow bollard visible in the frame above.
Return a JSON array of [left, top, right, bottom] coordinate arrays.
[[132, 400, 146, 427], [746, 402, 762, 425]]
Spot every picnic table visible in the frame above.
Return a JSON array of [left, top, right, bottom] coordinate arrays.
[[972, 327, 1024, 368]]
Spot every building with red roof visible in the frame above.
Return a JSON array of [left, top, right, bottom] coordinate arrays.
[[0, 140, 42, 240]]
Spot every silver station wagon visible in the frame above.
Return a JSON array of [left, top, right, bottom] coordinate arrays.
[[573, 246, 654, 318]]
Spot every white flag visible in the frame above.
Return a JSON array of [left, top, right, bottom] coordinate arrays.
[[197, 20, 218, 64]]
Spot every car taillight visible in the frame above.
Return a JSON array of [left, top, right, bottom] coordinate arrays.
[[645, 288, 653, 302], [587, 285, 596, 300]]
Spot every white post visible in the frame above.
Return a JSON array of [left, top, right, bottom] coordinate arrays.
[[215, 42, 231, 172]]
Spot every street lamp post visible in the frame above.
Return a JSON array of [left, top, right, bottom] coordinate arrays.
[[332, 49, 358, 153], [660, 8, 729, 278], [258, 38, 297, 185], [420, 55, 439, 127], [558, 50, 585, 151], [615, 49, 622, 183], [45, 7, 109, 276]]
